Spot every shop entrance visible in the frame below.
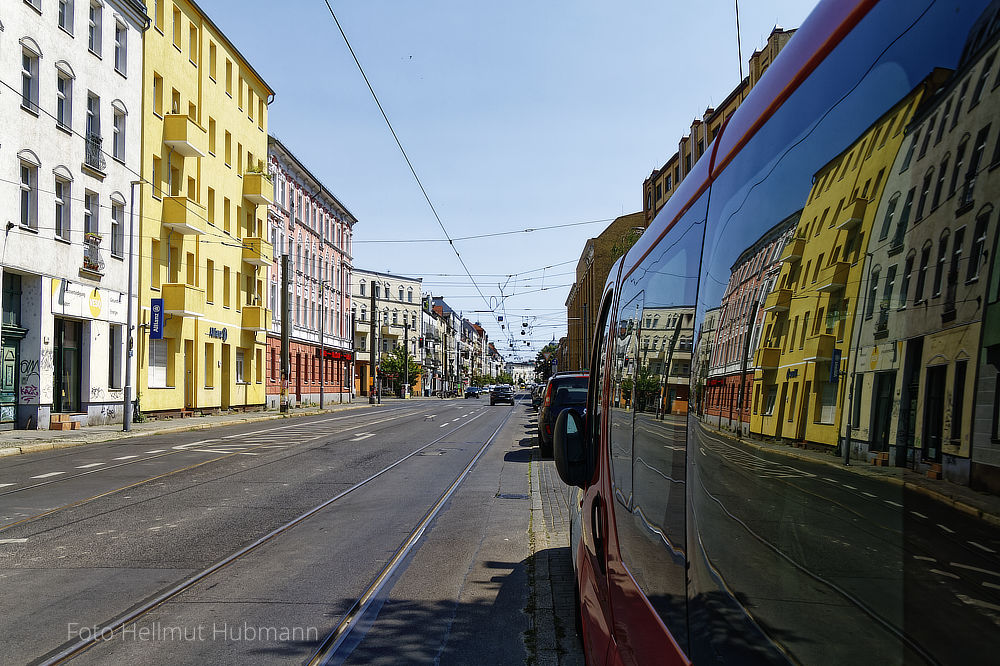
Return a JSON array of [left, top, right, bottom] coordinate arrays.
[[54, 318, 82, 413]]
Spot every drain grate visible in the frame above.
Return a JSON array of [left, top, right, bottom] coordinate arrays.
[[496, 493, 530, 500]]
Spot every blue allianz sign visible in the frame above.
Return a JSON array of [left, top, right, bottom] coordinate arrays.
[[150, 299, 164, 340]]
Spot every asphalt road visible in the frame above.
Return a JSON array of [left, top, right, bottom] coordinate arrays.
[[0, 397, 564, 665]]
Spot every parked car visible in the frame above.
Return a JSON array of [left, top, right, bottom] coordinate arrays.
[[537, 372, 588, 458], [531, 384, 544, 411], [551, 1, 1000, 663], [463, 386, 481, 399], [489, 384, 514, 406]]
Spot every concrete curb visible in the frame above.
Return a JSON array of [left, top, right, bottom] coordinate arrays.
[[0, 403, 370, 458]]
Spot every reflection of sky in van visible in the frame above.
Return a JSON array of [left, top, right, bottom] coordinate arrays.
[[698, 0, 976, 312]]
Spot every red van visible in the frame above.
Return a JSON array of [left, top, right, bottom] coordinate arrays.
[[553, 0, 1000, 663]]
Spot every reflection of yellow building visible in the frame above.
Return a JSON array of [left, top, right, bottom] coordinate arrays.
[[139, 1, 274, 414], [751, 81, 936, 448]]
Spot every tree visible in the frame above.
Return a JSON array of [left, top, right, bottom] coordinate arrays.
[[534, 343, 559, 381], [380, 346, 421, 395]]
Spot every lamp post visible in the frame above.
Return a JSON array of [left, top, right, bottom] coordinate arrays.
[[123, 180, 141, 431], [319, 279, 326, 409]]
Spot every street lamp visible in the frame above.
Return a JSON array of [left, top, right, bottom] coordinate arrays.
[[123, 180, 141, 431]]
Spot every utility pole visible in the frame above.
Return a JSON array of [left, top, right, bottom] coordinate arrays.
[[280, 254, 290, 413], [319, 280, 325, 409], [403, 322, 409, 398], [369, 285, 377, 404], [349, 311, 355, 403], [123, 180, 140, 431]]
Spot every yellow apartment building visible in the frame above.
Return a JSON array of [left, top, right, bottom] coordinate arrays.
[[750, 82, 934, 449], [138, 0, 274, 415]]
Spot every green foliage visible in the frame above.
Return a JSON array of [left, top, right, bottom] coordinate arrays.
[[534, 343, 559, 381]]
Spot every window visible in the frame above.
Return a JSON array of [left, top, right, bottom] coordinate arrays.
[[916, 245, 931, 303], [205, 343, 215, 388], [209, 43, 217, 80], [111, 201, 124, 257], [936, 99, 952, 144], [399, 286, 404, 301], [59, 0, 75, 32], [878, 193, 899, 241], [970, 52, 995, 108], [225, 131, 232, 166], [223, 266, 231, 307], [950, 135, 969, 197], [225, 60, 233, 96], [918, 116, 936, 159], [108, 324, 123, 389], [899, 130, 919, 172], [968, 210, 990, 282], [149, 339, 168, 388], [22, 50, 39, 112], [360, 280, 366, 296], [172, 7, 181, 48], [114, 22, 127, 74], [20, 162, 38, 229], [55, 178, 70, 239], [952, 360, 968, 440], [915, 169, 933, 221], [56, 72, 73, 129], [899, 252, 914, 308], [88, 1, 102, 56], [932, 156, 948, 209], [153, 0, 163, 30], [189, 24, 197, 63], [86, 92, 100, 137], [208, 117, 216, 155], [952, 80, 970, 130], [866, 268, 880, 319], [84, 191, 99, 235], [206, 259, 215, 302], [112, 109, 125, 161], [932, 232, 949, 297], [152, 73, 163, 116]]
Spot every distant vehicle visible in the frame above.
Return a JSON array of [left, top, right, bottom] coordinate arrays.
[[537, 372, 588, 458], [489, 385, 514, 406], [531, 384, 544, 411], [464, 386, 481, 398]]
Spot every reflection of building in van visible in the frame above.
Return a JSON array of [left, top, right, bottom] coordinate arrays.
[[692, 306, 720, 415], [613, 306, 694, 414], [750, 82, 933, 449], [703, 214, 798, 434], [847, 26, 999, 484]]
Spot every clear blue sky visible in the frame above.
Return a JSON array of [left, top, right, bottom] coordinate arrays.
[[203, 0, 818, 363]]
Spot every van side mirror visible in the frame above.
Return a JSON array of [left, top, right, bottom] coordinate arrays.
[[553, 408, 592, 488]]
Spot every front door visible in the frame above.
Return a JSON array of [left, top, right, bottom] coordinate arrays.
[[184, 340, 194, 409], [923, 365, 946, 462], [0, 339, 18, 428], [871, 371, 896, 452], [53, 318, 82, 413], [221, 343, 231, 410]]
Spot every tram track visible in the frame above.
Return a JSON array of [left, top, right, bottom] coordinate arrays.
[[31, 404, 512, 664]]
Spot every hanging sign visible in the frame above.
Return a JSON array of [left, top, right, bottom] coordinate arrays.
[[150, 299, 164, 340]]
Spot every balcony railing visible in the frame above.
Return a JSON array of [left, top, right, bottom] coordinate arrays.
[[82, 233, 104, 275], [762, 288, 792, 312], [874, 307, 889, 338], [162, 196, 207, 235], [85, 133, 106, 172], [802, 333, 836, 361], [754, 345, 781, 369], [242, 236, 273, 267], [161, 283, 205, 318], [243, 171, 273, 206], [779, 236, 806, 264], [816, 261, 851, 293], [242, 305, 271, 331]]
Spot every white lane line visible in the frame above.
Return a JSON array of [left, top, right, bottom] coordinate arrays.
[[911, 511, 929, 519], [193, 449, 235, 454], [31, 472, 65, 479], [823, 478, 839, 483], [885, 500, 903, 508], [938, 524, 956, 534], [76, 463, 105, 469], [957, 594, 1000, 613], [259, 445, 288, 449], [113, 455, 139, 460], [236, 452, 259, 456], [439, 423, 449, 428], [862, 491, 877, 498], [929, 568, 960, 579], [843, 484, 857, 490], [0, 538, 28, 544], [350, 433, 376, 442], [0, 483, 15, 488], [969, 541, 997, 554], [913, 555, 937, 562], [952, 562, 1000, 577], [984, 582, 1000, 592], [146, 449, 166, 454]]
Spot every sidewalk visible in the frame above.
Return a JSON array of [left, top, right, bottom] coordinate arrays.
[[0, 400, 370, 458], [706, 421, 1000, 527]]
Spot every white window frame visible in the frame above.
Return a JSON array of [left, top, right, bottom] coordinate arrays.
[[89, 1, 103, 56], [111, 201, 124, 257], [20, 162, 38, 229], [84, 190, 99, 235], [57, 72, 73, 129], [86, 92, 101, 138], [22, 50, 39, 112], [59, 0, 75, 33], [55, 177, 71, 239], [112, 108, 125, 161], [235, 350, 245, 383], [114, 21, 127, 74]]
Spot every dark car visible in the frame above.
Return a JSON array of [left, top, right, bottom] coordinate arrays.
[[531, 384, 544, 411], [489, 384, 514, 406], [537, 372, 588, 457], [464, 386, 481, 399]]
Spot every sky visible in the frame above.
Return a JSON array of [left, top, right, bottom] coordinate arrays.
[[202, 0, 819, 364]]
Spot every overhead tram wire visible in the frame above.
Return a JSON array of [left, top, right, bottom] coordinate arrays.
[[352, 217, 617, 244], [320, 0, 500, 326]]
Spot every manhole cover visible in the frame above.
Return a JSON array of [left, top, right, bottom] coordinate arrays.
[[496, 493, 530, 500]]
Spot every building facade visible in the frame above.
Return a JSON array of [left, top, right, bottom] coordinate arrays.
[[3, 0, 147, 428], [352, 270, 422, 397], [137, 0, 273, 415], [265, 135, 356, 408]]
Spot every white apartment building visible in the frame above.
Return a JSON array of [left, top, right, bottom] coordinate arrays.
[[352, 269, 422, 396], [2, 0, 147, 428]]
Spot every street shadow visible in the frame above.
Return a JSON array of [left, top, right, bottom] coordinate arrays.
[[504, 449, 533, 463]]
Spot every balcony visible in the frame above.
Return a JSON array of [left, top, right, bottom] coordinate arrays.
[[84, 133, 106, 173], [161, 283, 205, 318], [81, 233, 104, 278], [242, 171, 273, 206], [779, 236, 805, 264], [835, 199, 867, 230], [162, 114, 207, 158], [242, 305, 271, 332], [242, 236, 273, 267], [762, 288, 792, 312], [816, 261, 851, 293], [754, 345, 782, 370], [161, 196, 207, 235], [802, 333, 836, 362]]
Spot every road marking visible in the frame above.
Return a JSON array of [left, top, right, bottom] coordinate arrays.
[[350, 433, 375, 442], [911, 511, 928, 519], [929, 568, 960, 579], [952, 562, 1000, 577], [113, 455, 139, 460], [0, 483, 15, 488], [913, 555, 936, 562], [0, 538, 28, 544], [862, 491, 877, 498], [984, 582, 1000, 592], [843, 484, 857, 490], [146, 449, 166, 454], [823, 478, 839, 483], [885, 500, 903, 507], [956, 594, 1000, 613], [76, 463, 105, 468], [31, 472, 65, 479], [938, 524, 956, 534], [969, 541, 997, 554], [439, 423, 449, 428]]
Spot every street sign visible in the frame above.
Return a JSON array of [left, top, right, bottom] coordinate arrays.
[[830, 348, 842, 384], [150, 299, 163, 340]]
